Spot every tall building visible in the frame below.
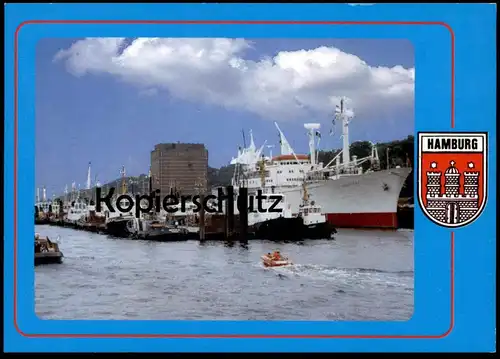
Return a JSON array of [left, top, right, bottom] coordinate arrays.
[[150, 143, 208, 197]]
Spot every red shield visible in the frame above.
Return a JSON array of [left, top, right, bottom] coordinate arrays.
[[417, 132, 488, 228]]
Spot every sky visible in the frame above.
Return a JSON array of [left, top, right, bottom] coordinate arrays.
[[36, 38, 414, 197]]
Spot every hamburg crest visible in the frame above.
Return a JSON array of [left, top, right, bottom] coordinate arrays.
[[417, 132, 488, 228]]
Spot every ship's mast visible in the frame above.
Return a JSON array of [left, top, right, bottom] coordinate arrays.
[[304, 123, 321, 166], [42, 186, 47, 202], [266, 145, 274, 160], [249, 129, 256, 151], [86, 162, 92, 190], [335, 97, 354, 166], [258, 157, 266, 188], [120, 166, 127, 195], [36, 187, 40, 203], [148, 167, 152, 194]]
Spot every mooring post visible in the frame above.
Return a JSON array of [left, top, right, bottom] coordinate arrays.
[[226, 185, 235, 240], [195, 176, 207, 241], [199, 193, 205, 241], [238, 187, 248, 242], [224, 194, 229, 240]]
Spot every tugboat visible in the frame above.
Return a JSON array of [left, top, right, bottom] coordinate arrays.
[[298, 181, 337, 239], [35, 233, 64, 265], [247, 192, 305, 241], [243, 157, 306, 241], [104, 166, 139, 238], [65, 197, 89, 226]]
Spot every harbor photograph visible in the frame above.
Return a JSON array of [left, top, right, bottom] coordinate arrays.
[[35, 37, 415, 320]]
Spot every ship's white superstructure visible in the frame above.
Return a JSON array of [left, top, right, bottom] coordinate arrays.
[[229, 97, 412, 228], [66, 197, 89, 223], [35, 186, 56, 217]]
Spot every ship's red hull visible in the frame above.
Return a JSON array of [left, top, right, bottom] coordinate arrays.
[[327, 212, 398, 229]]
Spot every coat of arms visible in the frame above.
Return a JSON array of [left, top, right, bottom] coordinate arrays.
[[417, 132, 488, 228]]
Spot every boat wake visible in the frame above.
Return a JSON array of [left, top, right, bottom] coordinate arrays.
[[261, 263, 413, 289]]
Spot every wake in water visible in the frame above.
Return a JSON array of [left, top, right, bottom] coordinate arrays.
[[259, 262, 413, 290]]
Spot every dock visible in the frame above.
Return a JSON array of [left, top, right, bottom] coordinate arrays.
[[35, 185, 337, 243], [37, 215, 252, 242]]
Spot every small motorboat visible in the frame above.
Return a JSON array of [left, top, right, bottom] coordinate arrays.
[[35, 234, 64, 265], [261, 254, 293, 267]]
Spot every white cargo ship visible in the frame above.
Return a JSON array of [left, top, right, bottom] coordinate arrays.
[[229, 98, 412, 229]]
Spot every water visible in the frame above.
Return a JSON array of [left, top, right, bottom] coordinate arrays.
[[35, 225, 414, 321]]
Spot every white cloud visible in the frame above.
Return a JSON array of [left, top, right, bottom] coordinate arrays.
[[54, 37, 414, 122]]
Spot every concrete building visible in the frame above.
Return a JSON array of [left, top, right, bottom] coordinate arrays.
[[150, 143, 208, 197]]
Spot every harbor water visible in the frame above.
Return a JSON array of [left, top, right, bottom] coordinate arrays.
[[35, 225, 414, 321]]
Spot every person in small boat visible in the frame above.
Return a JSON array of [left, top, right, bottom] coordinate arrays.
[[272, 251, 281, 261], [267, 252, 272, 258]]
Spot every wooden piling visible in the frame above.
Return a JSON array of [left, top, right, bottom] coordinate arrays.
[[226, 186, 235, 240], [238, 187, 248, 242], [199, 193, 206, 241], [224, 196, 229, 239]]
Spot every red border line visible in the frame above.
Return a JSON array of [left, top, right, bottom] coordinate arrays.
[[15, 20, 455, 339]]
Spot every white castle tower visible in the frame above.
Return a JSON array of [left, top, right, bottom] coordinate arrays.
[[463, 162, 480, 196], [444, 161, 460, 196], [426, 162, 442, 197]]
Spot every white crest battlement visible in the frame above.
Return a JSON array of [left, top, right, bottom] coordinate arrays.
[[427, 193, 479, 199]]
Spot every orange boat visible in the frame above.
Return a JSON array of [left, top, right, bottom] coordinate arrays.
[[261, 254, 293, 267]]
